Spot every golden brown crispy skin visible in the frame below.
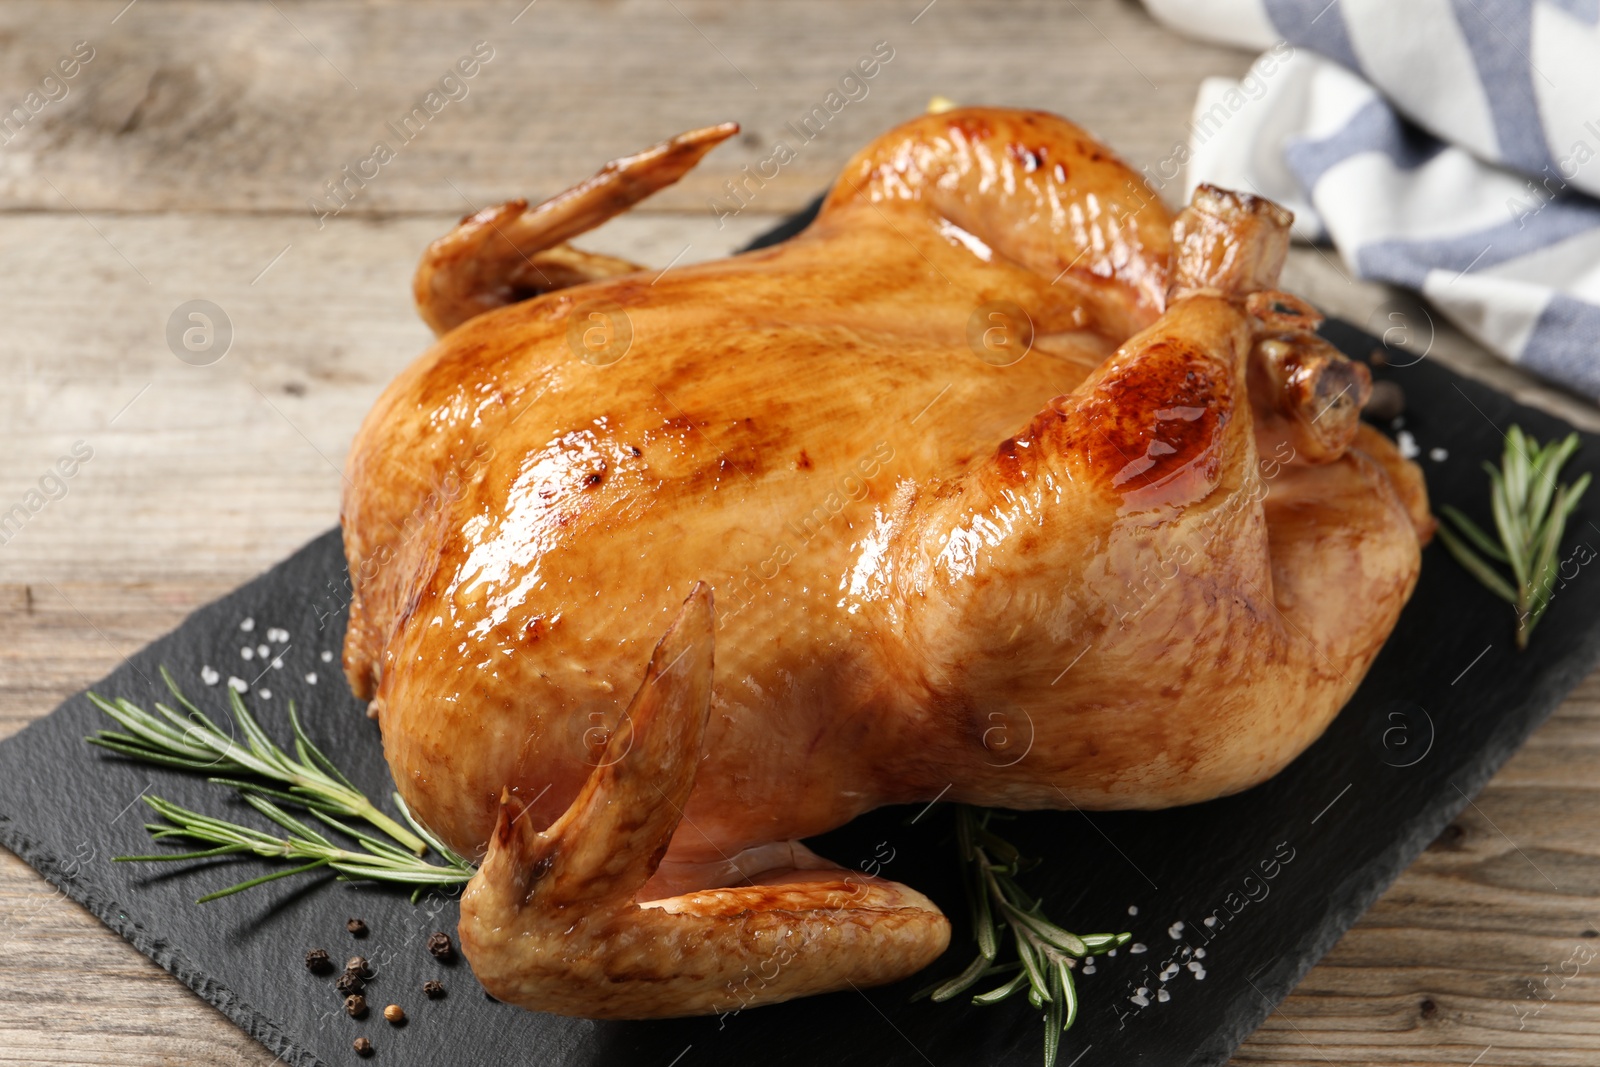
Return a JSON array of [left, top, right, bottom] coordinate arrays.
[[340, 107, 1429, 1018]]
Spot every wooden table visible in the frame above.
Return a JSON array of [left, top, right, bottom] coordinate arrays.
[[2, 2, 1597, 1063]]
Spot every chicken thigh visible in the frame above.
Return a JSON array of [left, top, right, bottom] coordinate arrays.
[[340, 107, 1431, 1019]]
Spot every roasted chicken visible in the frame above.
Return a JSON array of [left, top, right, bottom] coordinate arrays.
[[339, 107, 1432, 1019]]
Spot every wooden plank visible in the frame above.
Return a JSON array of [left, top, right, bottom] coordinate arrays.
[[0, 0, 1254, 216]]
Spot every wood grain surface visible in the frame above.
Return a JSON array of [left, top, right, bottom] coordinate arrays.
[[2, 2, 1598, 1065]]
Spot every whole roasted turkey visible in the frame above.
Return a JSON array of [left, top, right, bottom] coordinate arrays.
[[340, 107, 1432, 1019]]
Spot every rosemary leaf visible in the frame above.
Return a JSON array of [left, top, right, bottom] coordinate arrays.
[[1528, 484, 1570, 605], [971, 968, 1031, 1005], [922, 951, 994, 1003], [1524, 435, 1567, 531], [1435, 525, 1520, 605], [1487, 465, 1529, 591], [394, 792, 473, 870], [1080, 931, 1132, 952], [1437, 505, 1509, 564], [291, 703, 359, 792], [1504, 426, 1529, 511], [1043, 966, 1064, 1067], [1057, 957, 1079, 1032], [975, 862, 999, 962], [229, 689, 291, 772], [197, 860, 333, 904], [1014, 923, 1051, 1003], [114, 845, 251, 863]]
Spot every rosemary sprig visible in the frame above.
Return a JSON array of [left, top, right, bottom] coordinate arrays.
[[918, 806, 1130, 1067], [86, 668, 476, 901], [87, 667, 428, 856], [120, 794, 472, 903], [1435, 426, 1590, 649]]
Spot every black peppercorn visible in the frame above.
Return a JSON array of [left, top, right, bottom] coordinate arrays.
[[344, 994, 368, 1018], [347, 918, 369, 938], [353, 1035, 374, 1057], [423, 979, 445, 999], [305, 948, 333, 975], [336, 970, 365, 996], [426, 932, 454, 961], [345, 955, 372, 978]]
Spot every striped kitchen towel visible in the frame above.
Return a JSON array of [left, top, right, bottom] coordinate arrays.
[[1142, 0, 1600, 399]]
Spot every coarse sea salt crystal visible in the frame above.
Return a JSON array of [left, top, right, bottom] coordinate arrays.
[[259, 689, 272, 700], [271, 657, 284, 670], [1157, 989, 1170, 1003], [306, 671, 319, 685], [267, 627, 289, 643], [257, 643, 270, 658], [1192, 965, 1207, 980], [1160, 963, 1179, 980], [1397, 430, 1420, 459], [1131, 992, 1149, 1007], [321, 650, 334, 663], [1128, 905, 1139, 916], [227, 676, 248, 693], [1430, 447, 1448, 462], [240, 617, 255, 632], [241, 647, 254, 660], [1194, 948, 1205, 958], [1082, 963, 1096, 975], [1129, 943, 1146, 954], [200, 666, 219, 686], [1203, 916, 1217, 928], [1107, 948, 1117, 957], [1168, 921, 1185, 939]]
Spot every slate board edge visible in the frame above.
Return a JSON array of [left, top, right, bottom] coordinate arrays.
[[0, 810, 326, 1067], [1196, 611, 1600, 1066], [0, 544, 334, 1067]]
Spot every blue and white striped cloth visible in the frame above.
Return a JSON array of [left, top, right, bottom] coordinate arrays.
[[1143, 0, 1600, 399]]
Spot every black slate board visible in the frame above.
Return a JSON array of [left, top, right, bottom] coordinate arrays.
[[4, 233, 1600, 1066]]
